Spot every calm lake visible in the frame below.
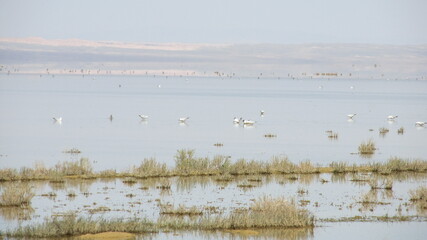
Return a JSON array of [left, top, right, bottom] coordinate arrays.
[[1, 73, 427, 239], [1, 74, 426, 170]]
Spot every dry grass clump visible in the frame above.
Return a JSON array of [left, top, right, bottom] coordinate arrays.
[[409, 186, 427, 213], [174, 149, 231, 175], [63, 148, 81, 154], [6, 197, 313, 237], [264, 133, 277, 138], [375, 157, 427, 174], [358, 139, 376, 155], [379, 127, 389, 136], [369, 179, 393, 190], [54, 158, 93, 176], [201, 196, 314, 229], [159, 204, 203, 216], [327, 131, 338, 139], [0, 184, 35, 207], [397, 127, 404, 135], [7, 214, 158, 238], [329, 162, 348, 173], [409, 186, 427, 201], [132, 158, 169, 178]]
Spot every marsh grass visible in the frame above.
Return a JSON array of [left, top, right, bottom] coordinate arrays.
[[369, 179, 393, 190], [0, 183, 35, 207], [215, 174, 234, 182], [175, 149, 231, 175], [7, 214, 159, 238], [358, 139, 376, 155], [6, 197, 314, 238], [159, 204, 203, 216], [221, 196, 314, 228], [327, 131, 338, 139], [264, 133, 277, 138], [409, 186, 427, 212], [132, 158, 169, 178], [397, 127, 405, 135], [55, 158, 93, 176], [63, 148, 81, 154], [379, 127, 389, 136], [1, 150, 426, 182]]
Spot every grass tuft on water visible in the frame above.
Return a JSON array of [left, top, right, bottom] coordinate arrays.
[[0, 183, 35, 207], [358, 139, 376, 155], [5, 197, 314, 238]]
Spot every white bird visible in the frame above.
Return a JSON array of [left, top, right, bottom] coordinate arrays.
[[179, 117, 189, 122], [53, 117, 62, 124], [415, 121, 427, 127], [139, 115, 149, 120], [260, 110, 265, 116], [233, 117, 241, 124], [243, 119, 255, 125], [387, 115, 398, 120], [347, 113, 357, 119]]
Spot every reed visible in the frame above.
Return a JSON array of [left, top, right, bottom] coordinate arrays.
[[6, 197, 314, 238], [159, 204, 203, 216], [0, 183, 35, 207], [409, 186, 427, 202], [358, 139, 376, 155], [132, 158, 169, 178], [0, 152, 426, 182], [7, 214, 158, 238], [409, 186, 427, 213], [199, 196, 314, 229], [54, 158, 93, 176]]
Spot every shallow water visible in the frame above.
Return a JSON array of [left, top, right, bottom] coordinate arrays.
[[133, 222, 427, 240], [1, 173, 426, 232], [1, 74, 426, 170]]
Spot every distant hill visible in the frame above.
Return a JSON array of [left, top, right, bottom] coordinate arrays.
[[1, 37, 426, 79]]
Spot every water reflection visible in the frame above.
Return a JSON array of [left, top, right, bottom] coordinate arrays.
[[141, 228, 314, 240], [0, 206, 34, 221]]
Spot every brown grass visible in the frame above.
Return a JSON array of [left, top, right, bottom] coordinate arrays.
[[0, 183, 35, 207], [358, 139, 376, 155]]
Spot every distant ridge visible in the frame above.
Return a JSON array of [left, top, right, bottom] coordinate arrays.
[[1, 37, 426, 79]]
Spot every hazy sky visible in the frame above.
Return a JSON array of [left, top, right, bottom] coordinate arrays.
[[1, 0, 426, 44]]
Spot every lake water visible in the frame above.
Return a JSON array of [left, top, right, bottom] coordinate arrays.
[[1, 74, 426, 170], [1, 74, 427, 238], [0, 173, 426, 238]]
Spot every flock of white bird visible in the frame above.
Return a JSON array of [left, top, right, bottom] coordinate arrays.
[[53, 111, 426, 127], [347, 113, 426, 126]]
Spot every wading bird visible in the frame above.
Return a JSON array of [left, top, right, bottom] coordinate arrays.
[[179, 117, 189, 123], [139, 115, 149, 120], [347, 113, 357, 119], [415, 121, 427, 127], [53, 117, 62, 124]]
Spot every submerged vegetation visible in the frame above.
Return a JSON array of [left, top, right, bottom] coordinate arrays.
[[5, 197, 313, 238], [0, 150, 426, 182]]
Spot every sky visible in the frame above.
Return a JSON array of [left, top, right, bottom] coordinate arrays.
[[1, 0, 427, 44]]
